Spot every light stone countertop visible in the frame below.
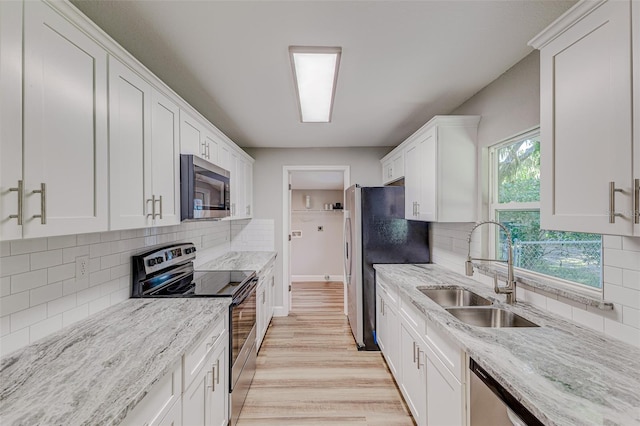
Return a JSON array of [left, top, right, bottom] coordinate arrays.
[[197, 251, 277, 276], [374, 263, 640, 426], [0, 298, 230, 426]]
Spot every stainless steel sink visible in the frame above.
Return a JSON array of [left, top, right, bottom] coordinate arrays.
[[418, 287, 493, 307], [446, 307, 539, 328]]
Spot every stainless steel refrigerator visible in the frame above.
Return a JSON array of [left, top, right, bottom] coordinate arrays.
[[344, 184, 430, 350]]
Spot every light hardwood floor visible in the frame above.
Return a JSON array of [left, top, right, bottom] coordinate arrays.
[[237, 281, 415, 425]]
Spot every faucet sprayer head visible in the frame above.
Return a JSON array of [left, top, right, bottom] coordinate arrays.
[[465, 258, 474, 276]]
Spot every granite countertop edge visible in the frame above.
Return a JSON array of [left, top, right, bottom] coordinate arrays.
[[196, 250, 277, 276], [373, 263, 640, 426]]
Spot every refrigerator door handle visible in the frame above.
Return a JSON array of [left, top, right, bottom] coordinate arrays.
[[343, 213, 352, 282]]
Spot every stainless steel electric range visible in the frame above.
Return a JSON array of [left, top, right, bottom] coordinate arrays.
[[131, 242, 257, 426]]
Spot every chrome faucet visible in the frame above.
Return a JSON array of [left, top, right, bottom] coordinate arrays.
[[465, 221, 517, 304]]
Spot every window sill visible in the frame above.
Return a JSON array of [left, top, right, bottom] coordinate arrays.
[[472, 263, 614, 311]]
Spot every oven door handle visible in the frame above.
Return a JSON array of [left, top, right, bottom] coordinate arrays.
[[231, 278, 258, 306]]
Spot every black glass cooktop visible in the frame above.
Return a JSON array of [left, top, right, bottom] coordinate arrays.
[[143, 270, 255, 297]]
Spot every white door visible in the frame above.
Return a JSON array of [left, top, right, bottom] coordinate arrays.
[[108, 56, 152, 230], [539, 0, 633, 235], [151, 89, 181, 226], [23, 0, 108, 238]]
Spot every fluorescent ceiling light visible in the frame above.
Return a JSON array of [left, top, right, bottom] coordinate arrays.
[[289, 46, 342, 123]]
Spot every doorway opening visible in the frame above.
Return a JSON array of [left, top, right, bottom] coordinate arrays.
[[282, 166, 350, 316]]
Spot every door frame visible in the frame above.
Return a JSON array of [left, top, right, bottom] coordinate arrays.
[[281, 165, 350, 316]]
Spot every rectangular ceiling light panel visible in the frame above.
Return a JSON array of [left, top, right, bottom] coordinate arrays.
[[290, 46, 341, 123]]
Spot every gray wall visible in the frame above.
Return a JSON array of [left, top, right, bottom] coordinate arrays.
[[244, 147, 391, 308]]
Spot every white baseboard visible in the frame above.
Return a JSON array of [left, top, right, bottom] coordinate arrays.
[[292, 274, 344, 282], [272, 306, 287, 317]]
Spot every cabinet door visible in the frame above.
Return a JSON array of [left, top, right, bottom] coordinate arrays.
[[0, 0, 23, 241], [219, 144, 231, 172], [418, 129, 437, 222], [151, 90, 181, 226], [235, 155, 247, 218], [404, 141, 421, 220], [158, 399, 182, 426], [256, 281, 266, 349], [376, 292, 387, 353], [203, 134, 218, 165], [539, 0, 633, 235], [108, 56, 152, 230], [180, 110, 205, 158], [382, 159, 394, 184], [384, 300, 400, 378], [23, 0, 108, 237], [210, 339, 229, 426], [399, 321, 427, 425], [245, 161, 253, 217], [426, 352, 463, 426], [392, 152, 404, 182]]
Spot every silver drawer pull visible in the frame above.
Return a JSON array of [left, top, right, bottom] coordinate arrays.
[[154, 195, 163, 220], [31, 183, 46, 224], [634, 179, 639, 225], [609, 182, 624, 223], [9, 180, 23, 225], [146, 195, 156, 218]]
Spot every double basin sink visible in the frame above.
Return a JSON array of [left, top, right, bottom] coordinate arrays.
[[418, 287, 539, 328]]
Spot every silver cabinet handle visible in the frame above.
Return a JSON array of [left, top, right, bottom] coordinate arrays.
[[609, 181, 624, 223], [201, 142, 207, 158], [9, 180, 23, 225], [146, 195, 156, 218], [205, 143, 210, 160], [416, 202, 420, 217], [154, 195, 163, 219], [207, 369, 214, 392], [215, 358, 220, 385], [634, 179, 639, 225], [412, 341, 416, 363], [31, 183, 46, 224], [416, 347, 423, 370]]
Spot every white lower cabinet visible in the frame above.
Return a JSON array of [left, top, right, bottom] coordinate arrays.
[[183, 339, 229, 426], [257, 260, 275, 350], [377, 287, 467, 426], [399, 321, 427, 425], [121, 319, 229, 426]]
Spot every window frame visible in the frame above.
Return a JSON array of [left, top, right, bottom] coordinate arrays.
[[487, 128, 603, 295]]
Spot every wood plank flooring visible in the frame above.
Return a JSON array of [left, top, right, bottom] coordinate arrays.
[[237, 282, 414, 425]]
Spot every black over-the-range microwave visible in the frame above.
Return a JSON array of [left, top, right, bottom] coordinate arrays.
[[180, 154, 230, 220]]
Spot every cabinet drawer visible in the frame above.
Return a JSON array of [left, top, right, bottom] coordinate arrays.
[[183, 316, 227, 391], [377, 277, 398, 305], [425, 319, 463, 381], [121, 361, 182, 426], [400, 298, 425, 334]]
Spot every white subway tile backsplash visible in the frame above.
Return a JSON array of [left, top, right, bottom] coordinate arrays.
[[89, 258, 101, 274], [77, 286, 101, 306], [11, 304, 47, 332], [88, 295, 110, 315], [47, 263, 75, 284], [76, 233, 101, 246], [572, 307, 604, 332], [0, 277, 10, 297], [47, 294, 77, 317], [99, 281, 119, 297], [109, 264, 128, 280], [604, 319, 640, 348], [89, 242, 112, 259], [62, 245, 89, 264], [10, 269, 47, 293], [604, 284, 640, 309], [546, 298, 572, 320], [1, 241, 10, 257], [0, 254, 30, 278], [30, 314, 62, 342], [622, 237, 640, 252], [62, 304, 88, 327], [602, 235, 623, 249], [1, 315, 10, 337], [110, 288, 129, 306], [10, 238, 47, 255], [100, 231, 121, 242], [47, 235, 77, 250], [603, 266, 623, 285], [604, 248, 640, 271], [623, 306, 640, 328], [100, 253, 121, 270], [63, 277, 88, 296], [89, 269, 110, 287], [30, 282, 63, 306], [623, 270, 640, 290], [0, 292, 29, 317], [1, 328, 29, 357]]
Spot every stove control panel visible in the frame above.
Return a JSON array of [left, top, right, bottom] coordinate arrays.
[[135, 243, 197, 277]]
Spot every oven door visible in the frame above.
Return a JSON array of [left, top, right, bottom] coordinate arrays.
[[230, 280, 257, 389], [181, 154, 230, 220]]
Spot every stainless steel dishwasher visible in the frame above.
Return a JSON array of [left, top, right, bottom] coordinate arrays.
[[469, 358, 544, 426]]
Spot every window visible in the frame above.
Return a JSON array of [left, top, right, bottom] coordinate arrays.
[[490, 130, 602, 289]]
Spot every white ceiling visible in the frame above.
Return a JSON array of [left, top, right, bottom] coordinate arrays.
[[291, 171, 344, 190], [71, 0, 575, 149]]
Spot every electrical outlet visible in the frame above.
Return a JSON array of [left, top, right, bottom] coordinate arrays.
[[76, 255, 89, 280]]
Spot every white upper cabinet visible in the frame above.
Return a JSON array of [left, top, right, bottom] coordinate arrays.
[[402, 116, 480, 222], [1, 0, 109, 240], [109, 58, 180, 230], [180, 110, 218, 164], [530, 0, 635, 235], [381, 150, 404, 185]]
